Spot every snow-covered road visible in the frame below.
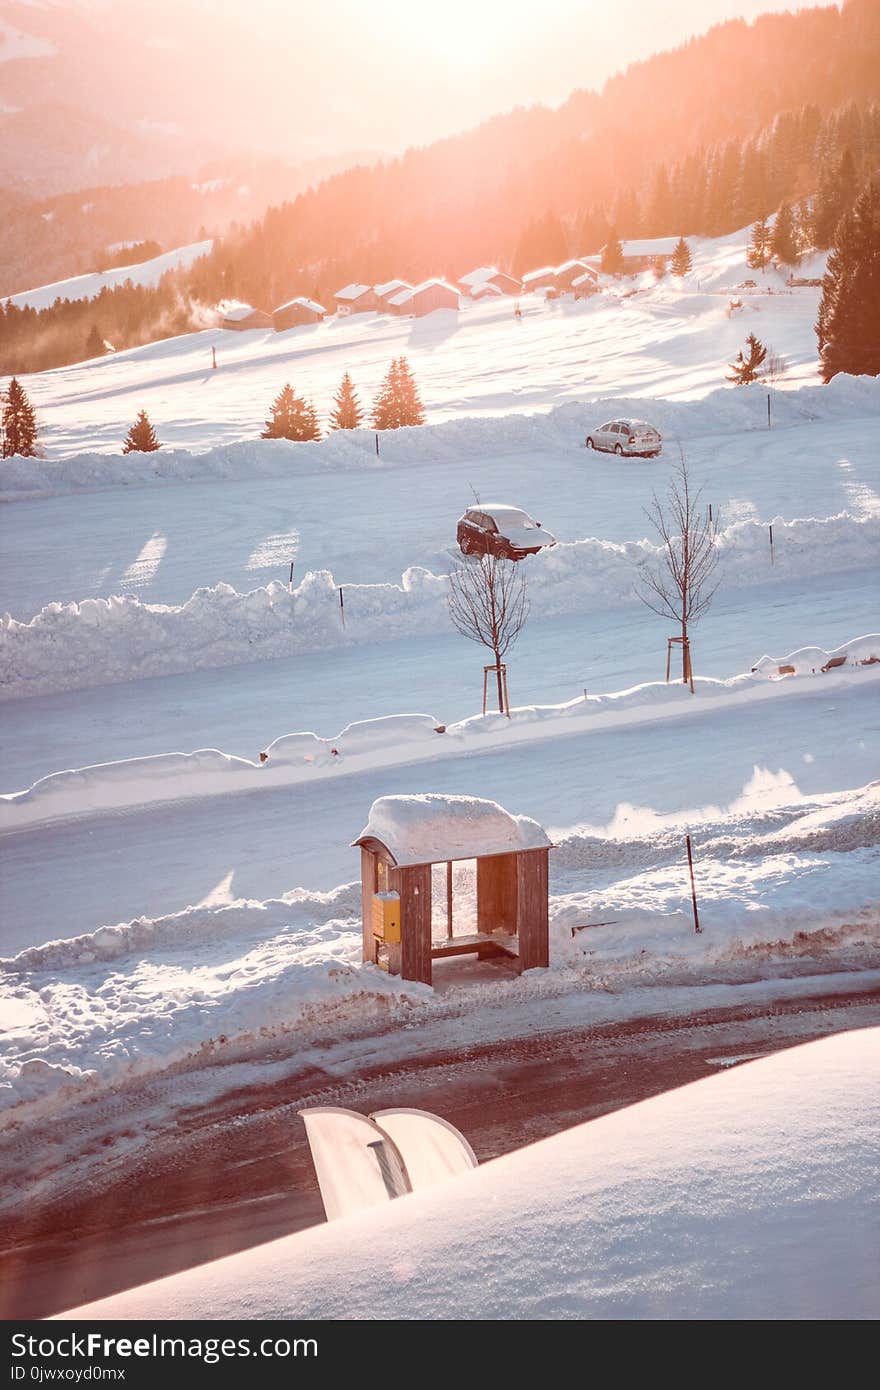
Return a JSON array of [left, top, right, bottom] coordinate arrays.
[[2, 676, 876, 953], [1, 571, 876, 790]]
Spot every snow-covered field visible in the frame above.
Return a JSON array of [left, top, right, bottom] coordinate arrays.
[[1, 225, 877, 1134], [59, 1029, 880, 1321]]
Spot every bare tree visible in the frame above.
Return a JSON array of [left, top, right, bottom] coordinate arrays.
[[634, 454, 721, 692], [762, 347, 788, 385], [448, 553, 529, 714]]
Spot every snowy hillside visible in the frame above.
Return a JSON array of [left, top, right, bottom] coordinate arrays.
[[57, 1030, 880, 1321], [16, 227, 827, 458], [7, 240, 213, 312], [0, 222, 876, 1142]]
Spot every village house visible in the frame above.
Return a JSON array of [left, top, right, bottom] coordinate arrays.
[[553, 258, 592, 291], [389, 278, 460, 317], [220, 304, 272, 331], [459, 266, 522, 297], [572, 270, 599, 300], [374, 279, 413, 309], [272, 297, 325, 331], [334, 283, 380, 315], [616, 237, 680, 273], [521, 265, 558, 293], [470, 281, 504, 301]]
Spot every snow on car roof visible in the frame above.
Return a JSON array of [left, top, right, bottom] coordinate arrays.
[[353, 793, 551, 866], [480, 504, 538, 527]]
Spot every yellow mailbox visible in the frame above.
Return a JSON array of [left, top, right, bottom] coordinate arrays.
[[372, 891, 401, 944]]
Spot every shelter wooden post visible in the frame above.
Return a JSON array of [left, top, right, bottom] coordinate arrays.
[[516, 848, 550, 970], [360, 847, 378, 964], [477, 853, 518, 936], [388, 863, 432, 986]]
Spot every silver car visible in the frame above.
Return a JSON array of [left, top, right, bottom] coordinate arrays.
[[585, 418, 662, 457]]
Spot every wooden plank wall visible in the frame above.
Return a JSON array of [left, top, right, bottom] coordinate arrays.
[[516, 848, 550, 970], [476, 853, 519, 935], [389, 862, 433, 985]]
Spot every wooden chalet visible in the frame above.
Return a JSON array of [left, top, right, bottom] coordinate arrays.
[[521, 265, 558, 293], [354, 793, 551, 986], [334, 283, 380, 315], [374, 279, 412, 308], [459, 266, 522, 297], [272, 297, 325, 331], [220, 304, 272, 331], [553, 258, 591, 291], [617, 237, 679, 273], [389, 278, 460, 317]]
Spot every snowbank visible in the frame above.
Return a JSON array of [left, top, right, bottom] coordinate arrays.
[[2, 644, 877, 830], [2, 779, 876, 1126], [3, 373, 880, 500], [2, 513, 876, 701], [57, 1030, 880, 1321]]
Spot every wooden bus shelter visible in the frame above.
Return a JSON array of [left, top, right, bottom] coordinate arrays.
[[354, 794, 551, 986]]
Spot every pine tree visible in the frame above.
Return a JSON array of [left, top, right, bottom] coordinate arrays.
[[85, 324, 105, 359], [329, 372, 364, 430], [770, 201, 799, 266], [727, 334, 767, 385], [600, 229, 625, 276], [260, 383, 321, 441], [1, 377, 38, 458], [670, 237, 693, 277], [747, 218, 773, 271], [818, 178, 880, 382], [122, 409, 161, 453], [372, 357, 425, 430]]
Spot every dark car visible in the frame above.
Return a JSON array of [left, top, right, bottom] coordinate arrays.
[[456, 505, 556, 560]]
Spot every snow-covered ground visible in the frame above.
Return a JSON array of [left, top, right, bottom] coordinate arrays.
[[57, 1029, 880, 1321], [13, 227, 827, 457], [1, 224, 877, 1137], [6, 241, 214, 312]]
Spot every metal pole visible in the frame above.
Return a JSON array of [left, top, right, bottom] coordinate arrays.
[[339, 587, 345, 627], [288, 560, 295, 593], [375, 432, 380, 456], [686, 834, 702, 933], [767, 392, 771, 429], [769, 523, 774, 565]]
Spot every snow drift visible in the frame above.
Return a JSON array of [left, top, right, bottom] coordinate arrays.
[[2, 512, 876, 700], [56, 1030, 880, 1321]]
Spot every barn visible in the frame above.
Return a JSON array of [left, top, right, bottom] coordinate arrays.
[[390, 278, 459, 317], [355, 793, 552, 986], [220, 304, 272, 331], [272, 297, 325, 331], [334, 283, 380, 315]]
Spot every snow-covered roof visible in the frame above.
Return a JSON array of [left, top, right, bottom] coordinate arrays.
[[554, 258, 588, 275], [620, 237, 680, 258], [374, 279, 411, 299], [273, 297, 324, 315], [459, 266, 498, 288], [388, 287, 414, 307], [410, 278, 460, 297], [572, 271, 597, 287], [480, 503, 538, 529], [354, 793, 550, 866], [334, 283, 372, 301], [471, 282, 503, 297], [59, 1031, 880, 1321], [221, 303, 262, 322], [522, 265, 556, 284]]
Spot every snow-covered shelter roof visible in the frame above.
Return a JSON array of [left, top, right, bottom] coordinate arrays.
[[274, 296, 325, 315], [354, 794, 551, 867], [374, 279, 411, 299], [620, 237, 679, 258], [334, 282, 372, 301], [522, 265, 556, 284], [459, 266, 498, 288]]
